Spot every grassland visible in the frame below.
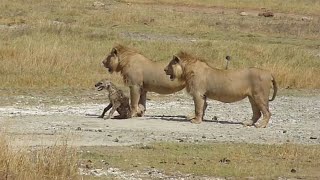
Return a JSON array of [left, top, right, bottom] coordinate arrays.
[[0, 134, 79, 180], [0, 0, 320, 90], [82, 142, 320, 179]]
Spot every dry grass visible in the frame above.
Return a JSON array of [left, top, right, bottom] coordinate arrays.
[[0, 0, 319, 90], [0, 134, 79, 180], [82, 142, 320, 178], [124, 0, 320, 15]]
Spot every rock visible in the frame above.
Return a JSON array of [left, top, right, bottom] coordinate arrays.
[[240, 12, 248, 16], [76, 127, 81, 131], [301, 16, 312, 21], [212, 116, 218, 121], [177, 138, 184, 142], [219, 158, 231, 164], [93, 1, 105, 8], [283, 130, 287, 133], [258, 11, 274, 17], [113, 138, 119, 142], [202, 135, 206, 139], [310, 137, 317, 140], [291, 168, 297, 173]]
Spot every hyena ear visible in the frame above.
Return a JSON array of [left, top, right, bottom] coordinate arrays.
[[111, 48, 118, 56], [173, 55, 180, 64]]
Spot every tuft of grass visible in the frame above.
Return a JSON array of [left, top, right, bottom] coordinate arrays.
[[81, 142, 320, 178], [0, 133, 79, 180]]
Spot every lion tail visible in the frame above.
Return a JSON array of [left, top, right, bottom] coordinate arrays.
[[269, 74, 277, 101]]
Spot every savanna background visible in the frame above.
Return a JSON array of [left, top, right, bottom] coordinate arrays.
[[0, 0, 320, 179]]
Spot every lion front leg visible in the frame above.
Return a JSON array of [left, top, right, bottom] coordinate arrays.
[[139, 89, 147, 111], [190, 94, 206, 124], [129, 85, 141, 117]]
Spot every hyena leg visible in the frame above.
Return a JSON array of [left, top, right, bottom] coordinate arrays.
[[105, 103, 120, 119], [98, 103, 112, 118]]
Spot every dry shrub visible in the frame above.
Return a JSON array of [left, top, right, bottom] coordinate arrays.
[[0, 134, 79, 180]]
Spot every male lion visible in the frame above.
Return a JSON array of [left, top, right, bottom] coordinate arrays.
[[95, 79, 132, 119], [164, 51, 277, 128], [102, 45, 186, 117]]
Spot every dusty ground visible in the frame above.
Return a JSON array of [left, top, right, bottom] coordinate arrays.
[[1, 90, 319, 147]]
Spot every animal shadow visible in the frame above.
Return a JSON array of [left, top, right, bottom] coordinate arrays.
[[145, 115, 242, 125], [144, 115, 187, 122]]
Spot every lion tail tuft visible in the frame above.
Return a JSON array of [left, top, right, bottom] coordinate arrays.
[[269, 75, 277, 101]]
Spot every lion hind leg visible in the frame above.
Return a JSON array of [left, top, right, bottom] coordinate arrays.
[[243, 97, 262, 126], [253, 97, 271, 128]]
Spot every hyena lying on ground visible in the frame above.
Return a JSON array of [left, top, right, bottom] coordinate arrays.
[[95, 79, 133, 119]]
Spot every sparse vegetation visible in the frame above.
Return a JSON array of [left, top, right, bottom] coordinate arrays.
[[0, 0, 319, 90], [0, 134, 79, 180], [82, 142, 320, 178]]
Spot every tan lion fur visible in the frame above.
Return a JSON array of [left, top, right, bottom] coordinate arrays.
[[102, 45, 186, 117], [164, 51, 277, 128]]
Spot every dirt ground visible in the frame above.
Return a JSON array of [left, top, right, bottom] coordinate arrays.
[[1, 90, 319, 147]]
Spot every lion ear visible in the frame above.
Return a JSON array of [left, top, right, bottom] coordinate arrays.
[[173, 55, 180, 63], [111, 48, 118, 56]]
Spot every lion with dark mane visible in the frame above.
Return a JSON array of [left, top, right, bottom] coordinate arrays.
[[164, 51, 277, 128], [102, 45, 186, 117]]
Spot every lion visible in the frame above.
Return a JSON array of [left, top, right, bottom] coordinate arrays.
[[102, 45, 186, 117], [164, 51, 277, 128], [95, 79, 133, 119]]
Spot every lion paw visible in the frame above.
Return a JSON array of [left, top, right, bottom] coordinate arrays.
[[242, 120, 254, 126], [190, 118, 202, 124], [254, 122, 268, 128]]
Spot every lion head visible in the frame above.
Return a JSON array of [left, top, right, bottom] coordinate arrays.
[[164, 55, 184, 81], [95, 79, 113, 91], [102, 48, 120, 74], [102, 45, 137, 74], [164, 51, 200, 81]]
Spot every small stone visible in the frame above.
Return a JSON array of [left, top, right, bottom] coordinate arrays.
[[177, 138, 184, 142], [301, 16, 312, 21], [202, 135, 206, 139], [291, 168, 296, 173], [283, 130, 287, 133], [113, 138, 119, 142], [212, 116, 218, 121], [93, 1, 105, 8], [240, 12, 248, 16], [258, 11, 274, 17], [219, 158, 231, 164], [76, 127, 81, 131], [97, 129, 102, 132], [310, 137, 317, 140]]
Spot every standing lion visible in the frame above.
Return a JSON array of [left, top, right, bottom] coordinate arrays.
[[102, 45, 186, 117], [164, 51, 277, 128]]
